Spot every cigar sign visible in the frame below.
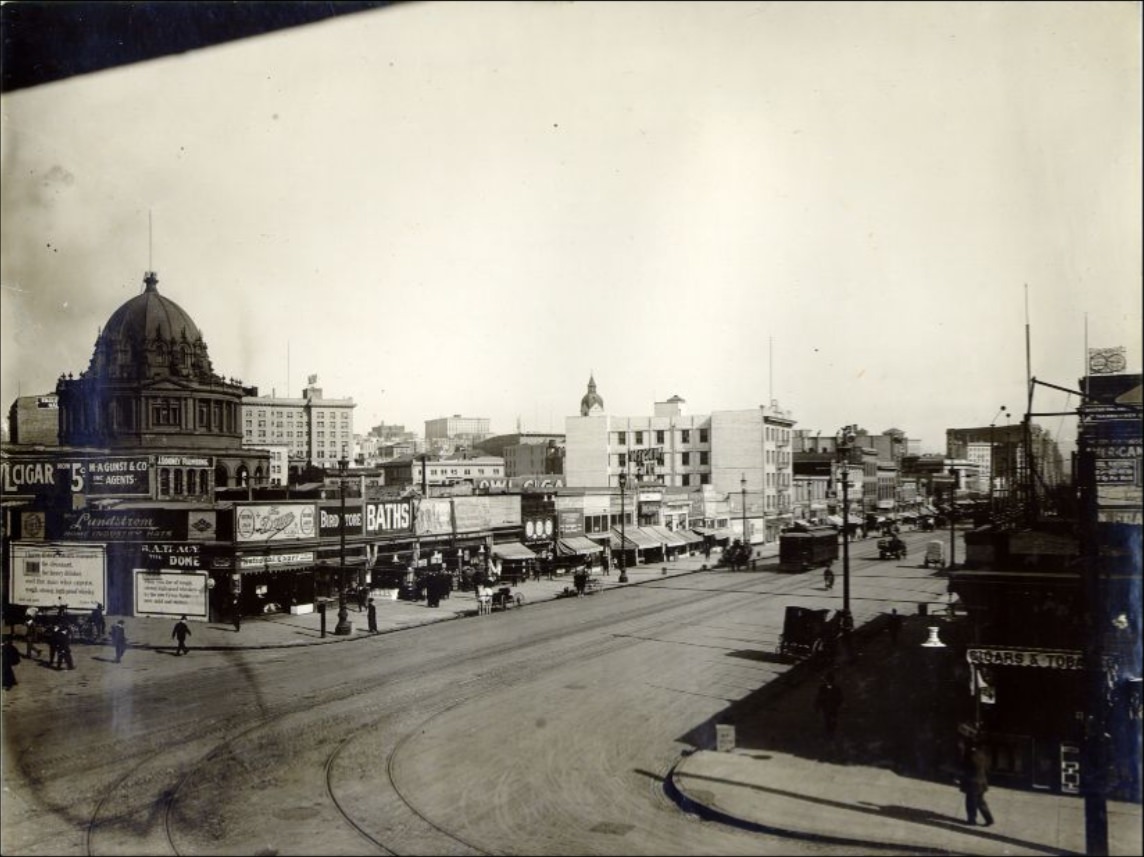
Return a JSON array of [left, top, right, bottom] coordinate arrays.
[[0, 455, 150, 496]]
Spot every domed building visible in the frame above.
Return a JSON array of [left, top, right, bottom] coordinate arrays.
[[54, 271, 269, 492], [579, 374, 605, 416]]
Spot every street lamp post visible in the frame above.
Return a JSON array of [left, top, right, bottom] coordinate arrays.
[[740, 473, 748, 556], [334, 458, 352, 635], [837, 427, 857, 616], [989, 406, 1007, 519], [618, 470, 629, 583]]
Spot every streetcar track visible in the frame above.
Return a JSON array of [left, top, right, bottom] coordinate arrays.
[[76, 561, 863, 856]]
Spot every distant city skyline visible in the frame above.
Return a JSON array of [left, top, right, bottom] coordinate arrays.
[[3, 3, 1139, 457]]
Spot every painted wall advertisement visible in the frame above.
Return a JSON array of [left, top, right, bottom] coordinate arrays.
[[234, 503, 317, 543], [9, 542, 107, 609], [0, 455, 151, 497], [133, 570, 209, 620]]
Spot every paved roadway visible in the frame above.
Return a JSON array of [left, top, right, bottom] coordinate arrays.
[[3, 530, 962, 856]]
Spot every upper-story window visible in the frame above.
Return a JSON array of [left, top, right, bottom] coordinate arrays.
[[615, 432, 626, 446], [635, 431, 644, 445], [656, 430, 665, 444], [699, 428, 708, 443], [681, 429, 691, 444]]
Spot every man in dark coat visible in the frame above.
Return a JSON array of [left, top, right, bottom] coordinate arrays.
[[367, 598, 378, 633], [109, 619, 128, 663], [959, 741, 995, 826], [814, 671, 843, 738], [55, 625, 75, 670], [886, 608, 903, 646], [171, 615, 192, 655], [91, 602, 106, 638], [2, 636, 22, 689]]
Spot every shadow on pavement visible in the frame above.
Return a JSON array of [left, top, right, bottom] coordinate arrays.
[[680, 613, 971, 785]]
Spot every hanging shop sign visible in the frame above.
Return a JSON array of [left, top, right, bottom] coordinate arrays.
[[966, 647, 1085, 670], [234, 503, 317, 543]]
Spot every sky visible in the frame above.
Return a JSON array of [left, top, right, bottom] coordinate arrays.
[[2, 1, 1140, 455]]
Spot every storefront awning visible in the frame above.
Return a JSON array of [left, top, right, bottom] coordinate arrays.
[[557, 535, 604, 555], [676, 529, 704, 545], [611, 527, 663, 550], [647, 525, 689, 547], [492, 542, 538, 561], [692, 526, 733, 541]]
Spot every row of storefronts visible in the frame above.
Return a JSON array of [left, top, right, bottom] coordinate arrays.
[[2, 482, 734, 622]]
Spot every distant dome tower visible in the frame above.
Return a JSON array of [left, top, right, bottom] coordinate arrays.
[[580, 374, 605, 416]]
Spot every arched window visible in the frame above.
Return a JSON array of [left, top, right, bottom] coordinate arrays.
[[201, 469, 211, 491], [237, 465, 249, 488], [173, 469, 184, 495], [159, 468, 171, 496], [254, 466, 264, 485], [186, 470, 197, 495], [215, 464, 230, 488]]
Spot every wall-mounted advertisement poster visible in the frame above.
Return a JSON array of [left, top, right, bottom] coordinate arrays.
[[133, 570, 209, 620], [234, 503, 317, 543], [9, 542, 107, 609]]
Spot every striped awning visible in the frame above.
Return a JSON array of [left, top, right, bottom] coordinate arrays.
[[492, 542, 538, 561], [648, 525, 689, 547], [611, 527, 663, 550], [557, 535, 604, 555]]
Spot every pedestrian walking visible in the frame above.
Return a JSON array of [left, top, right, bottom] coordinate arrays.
[[823, 562, 835, 590], [886, 608, 903, 646], [357, 586, 369, 612], [958, 741, 995, 826], [91, 602, 106, 638], [367, 598, 378, 633], [814, 671, 843, 738], [47, 623, 60, 667], [55, 624, 75, 670], [23, 607, 42, 661], [109, 619, 128, 663], [3, 635, 22, 689], [171, 615, 192, 655], [233, 598, 242, 633]]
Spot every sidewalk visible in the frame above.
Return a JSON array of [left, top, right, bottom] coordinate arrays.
[[669, 611, 1143, 855], [13, 548, 744, 656]]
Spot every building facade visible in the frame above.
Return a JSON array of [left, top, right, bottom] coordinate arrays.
[[564, 378, 796, 543]]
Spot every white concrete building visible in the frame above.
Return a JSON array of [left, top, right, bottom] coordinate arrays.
[[564, 378, 797, 542]]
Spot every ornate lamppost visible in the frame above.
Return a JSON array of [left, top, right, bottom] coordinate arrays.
[[618, 469, 629, 583], [334, 457, 352, 635], [836, 426, 857, 616]]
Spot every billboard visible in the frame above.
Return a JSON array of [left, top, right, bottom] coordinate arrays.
[[234, 503, 318, 543], [133, 570, 209, 619], [9, 542, 107, 609]]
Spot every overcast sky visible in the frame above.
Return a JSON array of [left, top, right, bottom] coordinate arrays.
[[2, 1, 1140, 454]]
